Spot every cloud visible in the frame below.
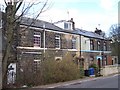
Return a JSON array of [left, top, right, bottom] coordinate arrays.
[[100, 0, 118, 11], [39, 6, 117, 33], [52, 0, 98, 3]]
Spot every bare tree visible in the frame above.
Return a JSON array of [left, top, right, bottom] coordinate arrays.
[[2, 0, 50, 88], [109, 24, 120, 64]]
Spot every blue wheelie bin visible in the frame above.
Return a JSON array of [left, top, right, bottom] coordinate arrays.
[[89, 68, 95, 76]]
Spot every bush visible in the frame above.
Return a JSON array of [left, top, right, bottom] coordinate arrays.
[[41, 52, 84, 84], [42, 59, 81, 84], [19, 52, 84, 86], [89, 64, 99, 76]]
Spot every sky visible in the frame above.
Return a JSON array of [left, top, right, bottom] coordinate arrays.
[[0, 0, 119, 34]]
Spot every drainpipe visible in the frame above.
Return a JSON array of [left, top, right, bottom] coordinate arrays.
[[43, 24, 46, 59], [80, 35, 81, 58]]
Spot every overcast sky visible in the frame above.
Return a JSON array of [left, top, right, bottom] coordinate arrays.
[[0, 0, 119, 34]]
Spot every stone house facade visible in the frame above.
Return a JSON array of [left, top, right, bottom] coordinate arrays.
[[15, 18, 80, 81], [73, 28, 112, 70]]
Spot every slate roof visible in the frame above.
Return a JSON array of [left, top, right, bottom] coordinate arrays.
[[20, 17, 64, 31], [20, 17, 105, 40], [73, 28, 104, 39]]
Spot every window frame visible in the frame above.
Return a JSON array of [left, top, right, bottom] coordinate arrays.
[[97, 41, 101, 51], [64, 22, 72, 30], [64, 23, 68, 29], [90, 40, 94, 50], [34, 31, 41, 47], [0, 19, 2, 28], [34, 59, 41, 72], [55, 34, 61, 49], [103, 41, 107, 51], [72, 37, 76, 49]]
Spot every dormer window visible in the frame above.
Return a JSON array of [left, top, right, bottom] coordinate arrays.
[[64, 22, 72, 30], [64, 23, 68, 29]]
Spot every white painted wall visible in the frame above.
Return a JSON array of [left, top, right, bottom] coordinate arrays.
[[54, 22, 64, 29], [81, 36, 90, 51], [76, 35, 80, 51], [54, 21, 73, 30]]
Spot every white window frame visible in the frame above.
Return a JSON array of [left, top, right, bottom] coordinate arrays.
[[55, 34, 60, 49], [64, 22, 72, 30], [90, 40, 94, 50], [34, 32, 41, 47], [0, 19, 2, 28], [72, 37, 76, 49], [97, 41, 100, 51], [64, 23, 68, 29]]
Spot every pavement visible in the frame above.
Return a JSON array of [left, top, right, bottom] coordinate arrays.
[[31, 73, 119, 89]]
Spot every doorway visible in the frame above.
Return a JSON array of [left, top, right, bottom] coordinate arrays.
[[98, 58, 101, 68]]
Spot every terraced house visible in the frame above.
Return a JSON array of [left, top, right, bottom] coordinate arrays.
[[1, 3, 117, 87], [17, 17, 80, 72], [73, 28, 113, 70]]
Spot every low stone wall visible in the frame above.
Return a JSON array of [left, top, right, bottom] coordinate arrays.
[[100, 64, 119, 76]]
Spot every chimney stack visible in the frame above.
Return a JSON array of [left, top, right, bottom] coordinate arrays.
[[70, 18, 75, 30]]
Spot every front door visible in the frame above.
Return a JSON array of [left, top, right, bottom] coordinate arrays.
[[98, 58, 101, 68]]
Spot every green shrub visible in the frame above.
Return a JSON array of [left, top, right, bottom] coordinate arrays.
[[41, 52, 84, 84], [42, 59, 81, 84], [89, 64, 99, 76], [20, 52, 84, 86]]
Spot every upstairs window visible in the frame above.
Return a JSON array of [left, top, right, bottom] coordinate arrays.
[[90, 40, 94, 50], [97, 41, 101, 51], [72, 37, 76, 49], [55, 34, 60, 49], [0, 20, 2, 28], [34, 32, 41, 47], [103, 42, 107, 51]]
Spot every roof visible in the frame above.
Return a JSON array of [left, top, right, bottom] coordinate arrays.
[[73, 28, 104, 39], [20, 17, 63, 31], [0, 13, 107, 40], [20, 17, 77, 34], [20, 17, 107, 40]]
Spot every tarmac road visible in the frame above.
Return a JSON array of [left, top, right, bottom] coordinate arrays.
[[57, 74, 119, 88]]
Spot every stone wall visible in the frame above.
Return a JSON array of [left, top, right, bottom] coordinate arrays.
[[100, 65, 119, 76]]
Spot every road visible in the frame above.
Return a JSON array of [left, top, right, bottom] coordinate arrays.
[[57, 74, 119, 88]]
